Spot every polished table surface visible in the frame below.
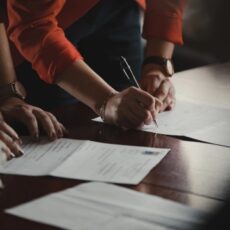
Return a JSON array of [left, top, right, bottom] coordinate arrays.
[[1, 64, 230, 229]]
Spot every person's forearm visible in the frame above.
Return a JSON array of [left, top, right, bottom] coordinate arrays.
[[55, 60, 117, 114], [145, 38, 174, 59], [0, 23, 17, 85]]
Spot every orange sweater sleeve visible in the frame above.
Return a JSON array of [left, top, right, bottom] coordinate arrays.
[[143, 0, 187, 45], [7, 0, 82, 83]]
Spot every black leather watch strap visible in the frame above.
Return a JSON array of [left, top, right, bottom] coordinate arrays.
[[143, 56, 168, 66]]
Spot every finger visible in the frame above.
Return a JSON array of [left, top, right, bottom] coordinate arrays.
[[117, 114, 136, 129], [165, 96, 176, 111], [33, 109, 57, 141], [154, 98, 163, 114], [161, 85, 176, 111], [0, 131, 23, 157], [129, 87, 156, 111], [0, 141, 12, 161], [0, 121, 20, 141], [1, 146, 14, 161], [146, 78, 162, 95], [161, 97, 172, 111], [116, 108, 137, 129], [119, 107, 147, 129], [17, 107, 39, 140], [141, 74, 162, 93], [47, 112, 64, 138], [60, 123, 69, 136], [127, 100, 153, 125], [154, 79, 171, 102]]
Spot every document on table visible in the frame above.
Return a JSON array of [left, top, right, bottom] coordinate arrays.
[[6, 182, 210, 230], [0, 138, 169, 184], [93, 100, 230, 147], [173, 62, 230, 109], [187, 121, 230, 147]]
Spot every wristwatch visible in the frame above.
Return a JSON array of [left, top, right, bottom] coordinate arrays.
[[0, 81, 26, 103], [143, 56, 174, 77]]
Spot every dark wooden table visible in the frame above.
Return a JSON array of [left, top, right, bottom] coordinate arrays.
[[1, 101, 230, 229], [1, 63, 230, 229]]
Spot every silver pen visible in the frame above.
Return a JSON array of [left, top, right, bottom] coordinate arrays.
[[120, 56, 158, 127]]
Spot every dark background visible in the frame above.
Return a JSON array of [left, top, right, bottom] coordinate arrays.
[[174, 0, 230, 72]]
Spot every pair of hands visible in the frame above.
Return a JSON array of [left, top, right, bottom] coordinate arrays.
[[104, 65, 175, 129], [0, 97, 66, 160]]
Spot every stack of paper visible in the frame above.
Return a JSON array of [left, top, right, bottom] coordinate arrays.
[[0, 138, 169, 184], [6, 182, 210, 230]]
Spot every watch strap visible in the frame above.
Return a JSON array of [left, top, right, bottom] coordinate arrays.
[[143, 56, 174, 77], [143, 56, 168, 66]]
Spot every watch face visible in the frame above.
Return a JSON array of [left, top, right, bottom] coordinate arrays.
[[166, 60, 174, 76]]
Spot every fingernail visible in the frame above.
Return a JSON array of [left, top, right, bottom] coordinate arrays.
[[19, 148, 24, 155], [49, 132, 56, 140], [10, 152, 16, 158]]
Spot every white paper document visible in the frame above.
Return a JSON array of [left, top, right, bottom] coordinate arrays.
[[93, 100, 230, 147], [6, 182, 210, 230], [0, 138, 169, 184], [173, 62, 230, 109]]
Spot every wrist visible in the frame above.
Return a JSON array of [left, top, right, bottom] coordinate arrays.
[[141, 64, 167, 80], [142, 56, 174, 77], [96, 92, 117, 121], [0, 81, 26, 105]]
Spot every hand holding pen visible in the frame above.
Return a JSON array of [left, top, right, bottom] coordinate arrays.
[[120, 56, 161, 127], [98, 57, 160, 129]]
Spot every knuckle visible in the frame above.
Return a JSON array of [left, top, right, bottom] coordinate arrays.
[[43, 116, 52, 124], [19, 105, 30, 113], [20, 104, 29, 110], [147, 96, 155, 106], [126, 86, 138, 97], [36, 110, 46, 117], [128, 86, 137, 93], [160, 89, 167, 97], [164, 97, 172, 105], [46, 112, 53, 117], [47, 112, 56, 120], [27, 115, 36, 123], [154, 74, 162, 82]]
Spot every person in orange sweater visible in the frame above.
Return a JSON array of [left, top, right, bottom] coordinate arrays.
[[4, 0, 186, 129]]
